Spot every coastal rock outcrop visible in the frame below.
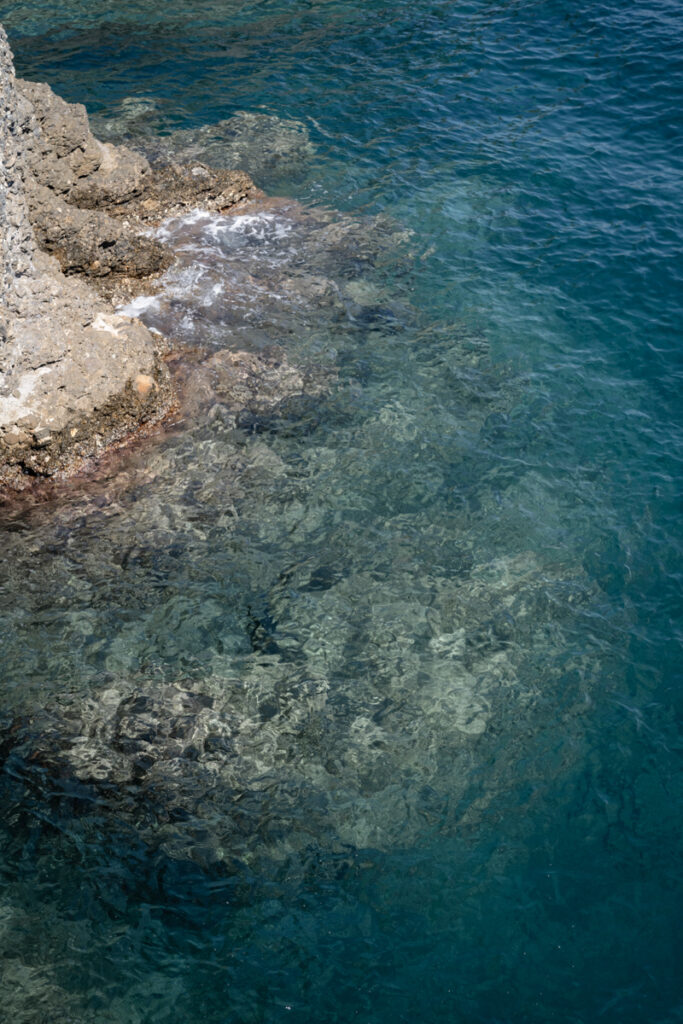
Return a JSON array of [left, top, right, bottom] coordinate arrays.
[[0, 28, 170, 488], [0, 25, 259, 490], [15, 75, 257, 284]]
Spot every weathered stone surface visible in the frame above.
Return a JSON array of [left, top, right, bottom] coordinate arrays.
[[17, 76, 153, 209], [14, 75, 168, 280], [0, 25, 173, 490], [0, 42, 33, 297], [13, 72, 259, 285], [68, 140, 149, 207], [0, 21, 265, 490], [25, 178, 168, 278], [119, 161, 256, 225]]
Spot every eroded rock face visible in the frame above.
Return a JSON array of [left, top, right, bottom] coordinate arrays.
[[12, 73, 168, 281], [0, 24, 264, 491], [0, 26, 176, 489], [0, 32, 33, 323], [17, 79, 146, 200], [14, 76, 258, 283]]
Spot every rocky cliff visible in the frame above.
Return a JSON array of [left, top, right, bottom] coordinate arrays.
[[0, 25, 256, 491]]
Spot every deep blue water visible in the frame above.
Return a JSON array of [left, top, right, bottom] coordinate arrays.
[[2, 2, 682, 1021]]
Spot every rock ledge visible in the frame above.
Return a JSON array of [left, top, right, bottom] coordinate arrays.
[[0, 25, 257, 491]]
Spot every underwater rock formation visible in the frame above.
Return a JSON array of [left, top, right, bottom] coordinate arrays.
[[118, 199, 414, 353], [0, 545, 600, 878], [95, 99, 315, 187]]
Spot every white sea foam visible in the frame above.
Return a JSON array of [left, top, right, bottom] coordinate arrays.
[[118, 294, 162, 318], [154, 207, 210, 243], [226, 212, 293, 240], [156, 209, 293, 250]]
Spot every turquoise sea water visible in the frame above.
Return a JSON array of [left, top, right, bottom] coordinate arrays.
[[2, 2, 682, 1021]]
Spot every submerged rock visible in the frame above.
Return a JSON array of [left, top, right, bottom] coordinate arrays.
[[0, 673, 326, 873], [118, 199, 414, 354], [96, 103, 316, 186], [0, 553, 600, 873]]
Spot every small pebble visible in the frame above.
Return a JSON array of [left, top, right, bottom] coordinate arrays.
[[135, 374, 155, 397]]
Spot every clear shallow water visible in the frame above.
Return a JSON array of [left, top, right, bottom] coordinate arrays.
[[2, 2, 683, 1021]]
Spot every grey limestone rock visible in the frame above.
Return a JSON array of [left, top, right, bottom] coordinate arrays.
[[0, 25, 172, 489], [14, 74, 168, 280], [17, 76, 151, 207]]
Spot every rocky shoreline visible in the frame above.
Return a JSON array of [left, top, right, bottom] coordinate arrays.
[[0, 25, 260, 492]]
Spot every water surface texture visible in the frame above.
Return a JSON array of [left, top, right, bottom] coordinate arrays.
[[2, 2, 683, 1022]]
